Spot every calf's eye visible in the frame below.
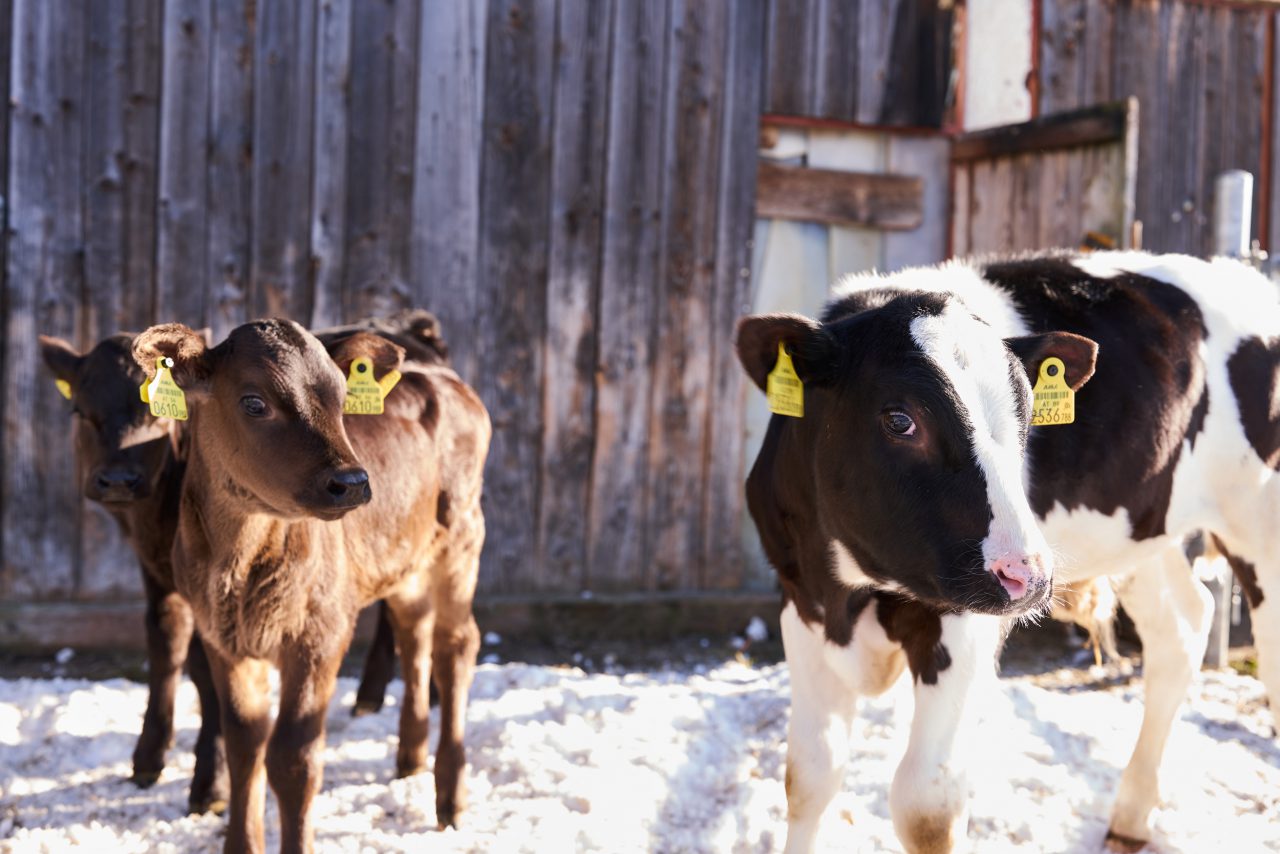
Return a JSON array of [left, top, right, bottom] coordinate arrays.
[[882, 410, 916, 437], [240, 395, 268, 418]]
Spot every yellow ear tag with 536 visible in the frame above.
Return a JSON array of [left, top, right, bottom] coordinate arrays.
[[767, 342, 804, 418], [1031, 357, 1073, 426], [139, 357, 189, 421], [344, 357, 401, 415]]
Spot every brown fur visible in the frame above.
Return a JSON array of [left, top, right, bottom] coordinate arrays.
[[133, 319, 490, 853]]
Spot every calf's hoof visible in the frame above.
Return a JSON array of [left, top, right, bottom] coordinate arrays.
[[351, 698, 383, 718], [130, 769, 162, 788], [436, 803, 461, 830], [1103, 829, 1148, 853], [189, 795, 229, 816], [395, 760, 428, 779]]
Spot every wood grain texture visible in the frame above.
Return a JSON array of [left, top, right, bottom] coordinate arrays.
[[952, 101, 1129, 161], [155, 0, 211, 325], [646, 0, 728, 591], [309, 0, 352, 330], [250, 0, 315, 320], [474, 0, 556, 594], [587, 0, 668, 592], [3, 0, 87, 598], [757, 161, 923, 229], [206, 0, 255, 340], [342, 0, 418, 321], [536, 0, 614, 593], [0, 0, 10, 590], [410, 0, 487, 383], [702, 0, 768, 591]]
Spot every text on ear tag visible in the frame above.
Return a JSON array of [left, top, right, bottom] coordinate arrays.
[[344, 357, 398, 415], [141, 357, 189, 421], [767, 342, 804, 418], [1031, 356, 1074, 426], [55, 379, 72, 400]]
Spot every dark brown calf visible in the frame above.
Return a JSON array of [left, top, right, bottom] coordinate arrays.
[[132, 318, 489, 853]]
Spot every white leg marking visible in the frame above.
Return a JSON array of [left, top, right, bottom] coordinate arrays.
[[780, 602, 905, 854], [1107, 547, 1212, 844], [889, 612, 1002, 854]]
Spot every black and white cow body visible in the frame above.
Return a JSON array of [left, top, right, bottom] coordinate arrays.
[[740, 251, 1278, 854]]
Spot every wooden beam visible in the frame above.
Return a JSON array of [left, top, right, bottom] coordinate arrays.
[[952, 100, 1131, 162], [756, 161, 924, 230]]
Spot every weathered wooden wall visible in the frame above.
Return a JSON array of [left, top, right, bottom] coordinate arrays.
[[0, 0, 772, 605], [1038, 0, 1273, 255]]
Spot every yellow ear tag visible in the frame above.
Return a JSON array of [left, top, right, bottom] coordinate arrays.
[[1031, 357, 1074, 426], [344, 357, 401, 415], [766, 342, 804, 418], [55, 379, 72, 400], [141, 357, 189, 421]]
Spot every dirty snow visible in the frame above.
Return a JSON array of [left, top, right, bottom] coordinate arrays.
[[0, 661, 1276, 852]]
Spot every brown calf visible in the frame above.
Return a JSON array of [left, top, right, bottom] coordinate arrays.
[[132, 318, 489, 853]]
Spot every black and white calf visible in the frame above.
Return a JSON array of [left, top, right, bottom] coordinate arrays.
[[738, 251, 1278, 853]]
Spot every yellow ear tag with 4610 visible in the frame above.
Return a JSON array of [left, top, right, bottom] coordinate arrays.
[[1031, 357, 1074, 426], [344, 357, 401, 415], [767, 342, 804, 418], [139, 357, 189, 421]]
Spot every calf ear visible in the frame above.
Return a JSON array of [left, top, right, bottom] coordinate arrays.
[[38, 335, 82, 384], [735, 313, 837, 392], [1005, 332, 1099, 392], [132, 323, 214, 392], [327, 331, 406, 377]]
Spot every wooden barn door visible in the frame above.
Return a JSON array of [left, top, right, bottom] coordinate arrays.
[[951, 99, 1140, 255]]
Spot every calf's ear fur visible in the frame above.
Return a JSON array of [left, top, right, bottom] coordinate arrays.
[[326, 331, 406, 377], [39, 335, 83, 384], [1005, 331, 1099, 392], [132, 323, 214, 392], [735, 313, 838, 392]]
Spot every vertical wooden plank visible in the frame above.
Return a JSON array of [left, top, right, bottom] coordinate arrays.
[[703, 0, 767, 591], [1163, 1, 1201, 254], [764, 0, 813, 117], [310, 0, 352, 330], [536, 0, 614, 593], [155, 0, 211, 326], [474, 0, 556, 594], [646, 0, 728, 591], [1081, 0, 1114, 107], [341, 0, 419, 321], [950, 161, 971, 258], [1038, 0, 1085, 114], [121, 0, 162, 333], [877, 0, 953, 127], [885, 136, 949, 270], [1226, 8, 1268, 253], [1010, 153, 1042, 251], [967, 157, 1014, 253], [587, 0, 667, 592], [1270, 11, 1280, 254], [250, 0, 316, 320], [1113, 0, 1167, 251], [0, 0, 10, 590], [3, 0, 87, 598], [206, 0, 256, 340], [813, 0, 857, 121], [856, 0, 900, 124], [410, 0, 487, 383], [1078, 141, 1126, 243], [1199, 6, 1230, 257]]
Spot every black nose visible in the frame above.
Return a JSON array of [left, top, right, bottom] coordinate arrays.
[[95, 470, 143, 495], [325, 467, 371, 505]]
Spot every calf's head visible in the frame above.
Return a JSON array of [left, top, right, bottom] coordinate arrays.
[[132, 320, 401, 521], [738, 292, 1097, 616], [41, 334, 176, 504]]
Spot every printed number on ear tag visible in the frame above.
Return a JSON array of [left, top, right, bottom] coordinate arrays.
[[1031, 357, 1074, 426], [139, 357, 189, 421], [767, 342, 804, 418], [344, 357, 401, 416]]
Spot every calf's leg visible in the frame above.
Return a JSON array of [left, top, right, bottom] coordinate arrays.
[[186, 633, 229, 814], [352, 600, 398, 717], [132, 574, 194, 787], [1106, 547, 1212, 852], [268, 646, 345, 854], [889, 611, 1002, 854], [210, 652, 272, 854], [384, 594, 435, 778], [778, 602, 860, 854], [431, 613, 480, 829]]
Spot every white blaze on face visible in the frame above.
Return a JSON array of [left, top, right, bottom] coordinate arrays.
[[909, 305, 1052, 573]]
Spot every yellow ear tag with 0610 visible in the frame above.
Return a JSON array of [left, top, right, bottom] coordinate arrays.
[[55, 379, 72, 400], [344, 357, 401, 415], [767, 342, 804, 418], [1031, 356, 1073, 426], [139, 357, 189, 421]]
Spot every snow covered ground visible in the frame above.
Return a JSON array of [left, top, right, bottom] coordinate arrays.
[[0, 658, 1276, 853]]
